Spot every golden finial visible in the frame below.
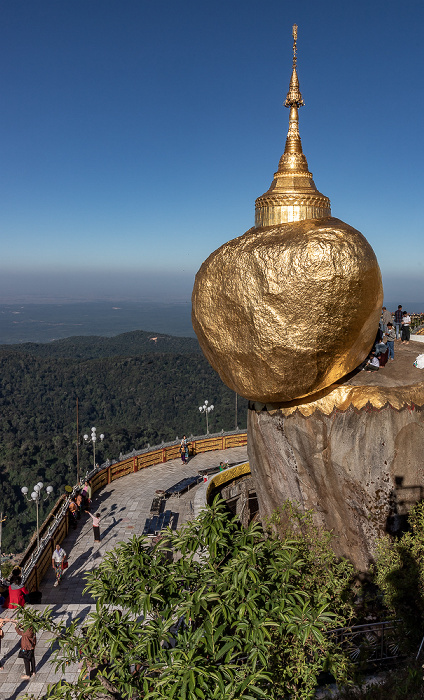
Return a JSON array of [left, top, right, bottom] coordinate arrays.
[[292, 24, 298, 68], [285, 24, 304, 108]]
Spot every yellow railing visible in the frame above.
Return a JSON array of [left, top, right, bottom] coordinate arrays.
[[20, 431, 247, 590], [206, 462, 251, 502]]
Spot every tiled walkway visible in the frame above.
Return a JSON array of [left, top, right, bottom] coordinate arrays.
[[0, 446, 248, 700]]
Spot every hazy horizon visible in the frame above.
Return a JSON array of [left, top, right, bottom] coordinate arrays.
[[1, 296, 423, 347], [0, 269, 422, 311]]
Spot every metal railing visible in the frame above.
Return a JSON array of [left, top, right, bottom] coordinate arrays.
[[330, 620, 402, 665]]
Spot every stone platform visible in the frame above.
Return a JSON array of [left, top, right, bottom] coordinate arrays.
[[0, 445, 247, 700]]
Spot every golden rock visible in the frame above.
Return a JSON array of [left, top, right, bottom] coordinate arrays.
[[192, 217, 382, 403], [192, 25, 383, 403]]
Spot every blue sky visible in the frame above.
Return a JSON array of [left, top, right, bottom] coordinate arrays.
[[1, 0, 423, 305]]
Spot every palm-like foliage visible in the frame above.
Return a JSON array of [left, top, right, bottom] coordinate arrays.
[[19, 498, 354, 699]]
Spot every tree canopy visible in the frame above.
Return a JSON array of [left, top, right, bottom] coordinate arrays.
[[0, 331, 247, 552]]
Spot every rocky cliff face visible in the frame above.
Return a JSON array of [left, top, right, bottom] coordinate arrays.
[[248, 400, 424, 571]]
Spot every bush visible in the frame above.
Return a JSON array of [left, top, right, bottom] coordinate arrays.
[[373, 502, 424, 651], [18, 498, 354, 700]]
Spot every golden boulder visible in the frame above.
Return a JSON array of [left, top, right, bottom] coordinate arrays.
[[192, 217, 383, 403]]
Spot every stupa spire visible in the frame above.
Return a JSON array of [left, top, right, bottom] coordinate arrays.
[[255, 24, 331, 227], [284, 24, 304, 108]]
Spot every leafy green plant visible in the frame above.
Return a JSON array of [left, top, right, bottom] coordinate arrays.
[[18, 498, 354, 700], [373, 502, 424, 651]]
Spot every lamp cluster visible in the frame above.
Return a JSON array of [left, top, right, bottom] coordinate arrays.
[[21, 482, 54, 551], [21, 482, 53, 501], [84, 427, 105, 472], [199, 400, 214, 434]]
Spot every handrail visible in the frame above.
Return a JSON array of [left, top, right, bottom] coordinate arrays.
[[19, 430, 247, 591]]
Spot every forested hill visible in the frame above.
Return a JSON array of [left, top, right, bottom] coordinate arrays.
[[0, 330, 246, 554], [0, 329, 201, 359]]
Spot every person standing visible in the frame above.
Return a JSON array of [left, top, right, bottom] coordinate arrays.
[[75, 492, 83, 520], [385, 323, 396, 361], [11, 620, 36, 680], [180, 436, 187, 464], [394, 305, 403, 340], [0, 618, 4, 670], [81, 481, 92, 510], [86, 511, 101, 543], [401, 311, 411, 344], [52, 544, 67, 587], [68, 500, 78, 530], [380, 306, 392, 334]]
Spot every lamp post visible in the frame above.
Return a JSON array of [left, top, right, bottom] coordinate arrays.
[[0, 512, 6, 571], [199, 400, 214, 435], [21, 482, 54, 551], [84, 427, 104, 472]]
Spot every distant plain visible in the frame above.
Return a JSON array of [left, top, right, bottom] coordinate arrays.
[[0, 300, 195, 344]]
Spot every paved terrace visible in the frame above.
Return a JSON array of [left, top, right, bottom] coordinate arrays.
[[0, 445, 248, 700]]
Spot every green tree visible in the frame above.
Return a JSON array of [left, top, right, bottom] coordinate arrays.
[[373, 501, 424, 650], [18, 499, 353, 700]]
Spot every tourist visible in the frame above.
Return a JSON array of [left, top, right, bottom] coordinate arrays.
[[180, 436, 188, 464], [380, 306, 392, 333], [0, 618, 4, 670], [394, 305, 403, 339], [3, 574, 28, 609], [363, 352, 379, 371], [401, 311, 411, 344], [68, 500, 78, 530], [52, 544, 67, 587], [10, 620, 36, 680], [81, 481, 92, 510], [75, 492, 83, 519], [86, 511, 101, 543], [385, 322, 396, 361]]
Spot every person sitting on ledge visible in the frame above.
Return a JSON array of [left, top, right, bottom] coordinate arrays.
[[363, 352, 380, 372]]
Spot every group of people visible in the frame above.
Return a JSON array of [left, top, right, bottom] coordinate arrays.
[[68, 480, 92, 530], [0, 616, 37, 680], [0, 565, 36, 681], [380, 305, 411, 343], [364, 305, 412, 372], [0, 479, 105, 683]]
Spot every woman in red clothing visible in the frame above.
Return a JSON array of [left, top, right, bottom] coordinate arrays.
[[3, 575, 28, 609]]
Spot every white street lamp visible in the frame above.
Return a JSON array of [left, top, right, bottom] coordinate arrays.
[[84, 427, 105, 472], [199, 400, 214, 435], [21, 483, 54, 551]]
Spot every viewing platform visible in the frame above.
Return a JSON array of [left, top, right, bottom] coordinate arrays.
[[0, 444, 247, 700]]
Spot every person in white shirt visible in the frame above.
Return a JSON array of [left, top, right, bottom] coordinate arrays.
[[401, 312, 411, 344], [52, 544, 67, 587], [363, 353, 379, 371]]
